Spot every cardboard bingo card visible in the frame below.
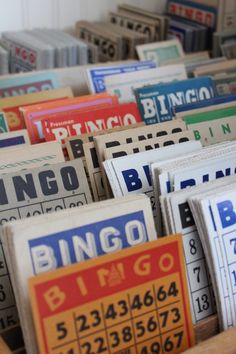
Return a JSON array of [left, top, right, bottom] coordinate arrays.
[[188, 184, 236, 330], [3, 194, 156, 353], [136, 39, 185, 66], [29, 236, 195, 354], [94, 119, 188, 197], [22, 93, 118, 144], [42, 102, 142, 148], [0, 87, 73, 132], [104, 64, 187, 103], [135, 77, 215, 124], [0, 72, 59, 98], [0, 130, 30, 149], [85, 61, 156, 94], [0, 160, 92, 332], [178, 102, 236, 146]]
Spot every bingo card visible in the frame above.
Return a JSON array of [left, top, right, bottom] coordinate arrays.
[[29, 236, 195, 354]]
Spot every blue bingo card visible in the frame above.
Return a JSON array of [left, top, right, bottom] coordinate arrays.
[[86, 61, 157, 93], [135, 76, 215, 124]]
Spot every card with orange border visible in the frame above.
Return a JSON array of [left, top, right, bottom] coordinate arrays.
[[29, 236, 195, 354], [0, 87, 73, 132], [21, 93, 118, 144]]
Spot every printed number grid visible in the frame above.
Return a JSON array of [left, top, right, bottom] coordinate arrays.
[[182, 231, 215, 323], [222, 231, 236, 325], [214, 235, 234, 328], [0, 193, 87, 331], [43, 275, 188, 354]]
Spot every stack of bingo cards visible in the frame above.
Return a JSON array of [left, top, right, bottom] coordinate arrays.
[[28, 236, 195, 354], [188, 182, 236, 330]]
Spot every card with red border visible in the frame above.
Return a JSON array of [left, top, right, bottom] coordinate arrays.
[[29, 235, 195, 354]]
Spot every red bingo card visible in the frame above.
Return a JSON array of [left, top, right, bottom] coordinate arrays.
[[29, 235, 195, 354]]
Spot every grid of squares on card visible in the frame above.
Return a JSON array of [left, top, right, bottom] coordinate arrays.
[[2, 194, 157, 354], [185, 179, 236, 331], [28, 236, 195, 354], [159, 175, 236, 327]]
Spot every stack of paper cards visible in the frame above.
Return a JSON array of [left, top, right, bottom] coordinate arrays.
[[103, 140, 201, 231], [0, 87, 73, 132], [0, 159, 92, 332], [28, 236, 195, 354], [194, 59, 236, 77], [70, 123, 143, 202], [42, 102, 142, 149], [213, 74, 236, 96], [109, 11, 158, 42], [85, 61, 156, 94], [76, 21, 124, 62], [136, 39, 185, 66], [188, 180, 236, 330], [175, 100, 236, 146], [21, 93, 117, 144], [94, 119, 188, 198], [105, 64, 187, 103], [3, 194, 156, 353], [160, 175, 236, 327], [0, 72, 59, 98], [1, 29, 90, 73]]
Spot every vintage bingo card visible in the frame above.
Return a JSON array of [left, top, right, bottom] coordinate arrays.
[[208, 189, 236, 326], [29, 236, 195, 354]]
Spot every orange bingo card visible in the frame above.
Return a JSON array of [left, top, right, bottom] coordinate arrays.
[[29, 236, 195, 354]]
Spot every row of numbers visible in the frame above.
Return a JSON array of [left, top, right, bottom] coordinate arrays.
[[0, 194, 86, 226], [52, 328, 185, 354]]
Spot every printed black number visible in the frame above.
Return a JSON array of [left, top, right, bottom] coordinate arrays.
[[76, 314, 90, 332], [105, 300, 129, 321], [136, 316, 158, 338], [189, 239, 197, 255], [110, 326, 133, 348], [91, 310, 102, 327], [110, 331, 120, 348], [0, 216, 17, 226], [196, 294, 210, 313], [81, 342, 93, 354], [0, 315, 18, 330], [118, 299, 129, 317], [159, 308, 180, 328], [193, 266, 201, 283], [105, 304, 117, 320], [156, 282, 178, 302], [163, 332, 183, 353], [140, 342, 161, 354], [131, 290, 154, 311], [94, 337, 107, 353], [69, 201, 84, 208], [172, 307, 181, 323], [122, 326, 132, 342], [56, 322, 68, 340]]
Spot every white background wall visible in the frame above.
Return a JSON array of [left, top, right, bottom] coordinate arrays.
[[0, 0, 167, 33]]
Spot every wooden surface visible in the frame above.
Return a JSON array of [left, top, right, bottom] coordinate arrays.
[[194, 315, 219, 343], [185, 325, 236, 353], [0, 337, 11, 354]]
